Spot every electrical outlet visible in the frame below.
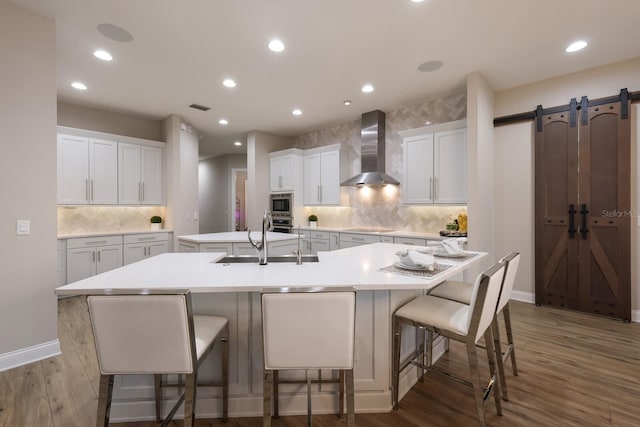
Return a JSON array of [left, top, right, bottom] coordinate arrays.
[[16, 220, 30, 235]]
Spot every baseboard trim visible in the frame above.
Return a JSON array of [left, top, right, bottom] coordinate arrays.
[[632, 310, 640, 323], [0, 339, 61, 372], [510, 290, 535, 304]]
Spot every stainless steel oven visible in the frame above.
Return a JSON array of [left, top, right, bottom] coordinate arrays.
[[270, 193, 292, 217], [272, 217, 293, 233]]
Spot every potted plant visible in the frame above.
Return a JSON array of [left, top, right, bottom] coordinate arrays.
[[308, 214, 318, 229], [150, 215, 163, 231]]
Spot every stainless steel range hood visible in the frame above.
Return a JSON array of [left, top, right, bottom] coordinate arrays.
[[340, 110, 400, 186]]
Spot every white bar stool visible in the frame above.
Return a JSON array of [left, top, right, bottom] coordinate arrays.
[[430, 251, 521, 399], [261, 287, 356, 427], [87, 289, 229, 427], [392, 261, 506, 427]]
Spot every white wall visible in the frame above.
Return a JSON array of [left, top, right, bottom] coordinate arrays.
[[0, 1, 59, 370], [493, 57, 640, 318], [199, 154, 247, 233], [466, 72, 496, 278], [246, 131, 289, 229], [163, 116, 200, 245]]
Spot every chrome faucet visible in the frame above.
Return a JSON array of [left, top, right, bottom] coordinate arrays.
[[248, 209, 273, 265]]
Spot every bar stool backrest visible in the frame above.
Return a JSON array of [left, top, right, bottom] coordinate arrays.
[[262, 289, 356, 370], [497, 252, 521, 313], [467, 262, 506, 344], [87, 290, 196, 375]]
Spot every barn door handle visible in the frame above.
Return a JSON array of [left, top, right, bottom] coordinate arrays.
[[580, 204, 589, 238], [568, 204, 577, 238]]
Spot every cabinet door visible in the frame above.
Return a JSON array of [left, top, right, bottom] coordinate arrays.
[[233, 242, 256, 255], [303, 154, 321, 204], [141, 146, 163, 204], [200, 242, 233, 254], [280, 155, 294, 190], [123, 243, 147, 265], [89, 139, 118, 204], [434, 128, 466, 204], [270, 157, 283, 191], [148, 241, 169, 257], [57, 135, 90, 204], [403, 134, 434, 204], [394, 236, 427, 246], [96, 244, 123, 274], [329, 232, 340, 251], [320, 151, 340, 204], [118, 143, 141, 204], [309, 238, 330, 254], [66, 247, 95, 284]]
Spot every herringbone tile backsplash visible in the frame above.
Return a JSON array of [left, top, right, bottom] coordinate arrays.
[[294, 93, 467, 233]]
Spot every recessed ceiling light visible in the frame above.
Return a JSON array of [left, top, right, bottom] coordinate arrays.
[[268, 39, 285, 52], [292, 109, 302, 116], [417, 60, 443, 72], [344, 100, 352, 106], [565, 40, 588, 53], [219, 119, 229, 125], [234, 141, 242, 146], [223, 79, 236, 88], [361, 84, 374, 93], [71, 82, 87, 90], [96, 23, 133, 43], [93, 50, 113, 61]]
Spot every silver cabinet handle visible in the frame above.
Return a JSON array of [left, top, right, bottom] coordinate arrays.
[[97, 250, 101, 262], [92, 250, 96, 262], [434, 177, 438, 200], [86, 179, 90, 201], [144, 246, 147, 256], [86, 240, 107, 245], [142, 182, 145, 201], [352, 237, 365, 242], [90, 179, 94, 201], [429, 177, 433, 199], [138, 182, 142, 201]]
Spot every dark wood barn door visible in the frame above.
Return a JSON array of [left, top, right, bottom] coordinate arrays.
[[535, 95, 630, 321]]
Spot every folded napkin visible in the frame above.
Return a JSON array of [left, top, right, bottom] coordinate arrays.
[[441, 238, 464, 255], [396, 250, 436, 270]]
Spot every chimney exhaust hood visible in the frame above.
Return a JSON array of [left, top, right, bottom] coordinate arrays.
[[340, 110, 400, 187]]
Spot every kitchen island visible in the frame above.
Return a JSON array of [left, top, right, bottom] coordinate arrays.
[[55, 243, 487, 422], [177, 231, 303, 255]]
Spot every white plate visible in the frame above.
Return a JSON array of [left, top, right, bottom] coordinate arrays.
[[394, 262, 434, 271], [434, 250, 465, 258]]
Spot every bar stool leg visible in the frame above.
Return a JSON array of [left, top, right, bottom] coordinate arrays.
[[153, 374, 162, 422], [392, 316, 402, 410], [306, 370, 313, 427], [484, 328, 503, 416], [466, 341, 488, 427], [339, 370, 345, 418], [502, 303, 519, 375], [273, 370, 279, 418], [491, 316, 509, 401], [346, 369, 355, 427], [221, 333, 229, 421], [96, 374, 114, 427], [416, 327, 425, 382], [183, 372, 197, 427], [263, 371, 272, 427]]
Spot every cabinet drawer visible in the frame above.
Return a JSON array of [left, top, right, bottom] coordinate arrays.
[[380, 236, 394, 243], [124, 232, 169, 244], [339, 233, 381, 244], [66, 235, 123, 249], [307, 230, 330, 240], [394, 237, 427, 246]]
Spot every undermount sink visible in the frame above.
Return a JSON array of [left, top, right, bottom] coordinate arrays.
[[215, 255, 319, 264]]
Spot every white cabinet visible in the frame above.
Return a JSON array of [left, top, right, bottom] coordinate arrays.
[[269, 149, 303, 193], [66, 235, 123, 284], [303, 230, 331, 255], [57, 135, 118, 204], [394, 236, 427, 246], [123, 233, 170, 265], [303, 144, 348, 205], [400, 120, 467, 205], [200, 242, 233, 254], [118, 143, 164, 205]]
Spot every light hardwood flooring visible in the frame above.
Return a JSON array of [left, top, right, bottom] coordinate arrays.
[[1, 297, 640, 426]]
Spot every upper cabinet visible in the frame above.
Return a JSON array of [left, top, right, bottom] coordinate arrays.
[[57, 134, 118, 204], [269, 149, 303, 193], [303, 144, 348, 205], [118, 143, 164, 205], [57, 127, 165, 206], [400, 120, 467, 205]]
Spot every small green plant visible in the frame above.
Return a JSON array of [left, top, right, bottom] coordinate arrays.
[[150, 216, 163, 224], [308, 214, 318, 222]]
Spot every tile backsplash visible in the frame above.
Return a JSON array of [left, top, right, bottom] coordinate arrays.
[[58, 206, 165, 235], [294, 92, 467, 233]]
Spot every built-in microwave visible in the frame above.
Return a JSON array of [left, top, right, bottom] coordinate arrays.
[[270, 193, 292, 217]]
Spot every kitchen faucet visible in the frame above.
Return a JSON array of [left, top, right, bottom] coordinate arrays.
[[248, 209, 273, 265]]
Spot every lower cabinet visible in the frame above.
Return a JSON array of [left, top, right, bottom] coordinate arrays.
[[66, 235, 123, 284], [339, 232, 381, 249], [123, 233, 170, 265]]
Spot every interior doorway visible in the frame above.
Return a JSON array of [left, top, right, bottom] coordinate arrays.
[[231, 168, 247, 231]]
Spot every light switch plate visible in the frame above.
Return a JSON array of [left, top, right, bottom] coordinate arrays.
[[16, 220, 30, 235]]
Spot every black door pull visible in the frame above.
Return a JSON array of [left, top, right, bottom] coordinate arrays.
[[568, 204, 577, 238], [580, 204, 589, 238]]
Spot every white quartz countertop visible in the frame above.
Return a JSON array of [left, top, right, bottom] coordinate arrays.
[[58, 229, 173, 239], [177, 231, 301, 243], [55, 242, 487, 295], [296, 226, 446, 240]]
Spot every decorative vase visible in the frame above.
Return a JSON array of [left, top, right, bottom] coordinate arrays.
[[309, 221, 317, 229], [151, 223, 161, 231]]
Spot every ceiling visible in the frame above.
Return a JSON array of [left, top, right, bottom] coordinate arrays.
[[12, 0, 640, 159]]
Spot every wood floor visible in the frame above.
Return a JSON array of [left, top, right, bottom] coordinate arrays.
[[1, 297, 640, 427]]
